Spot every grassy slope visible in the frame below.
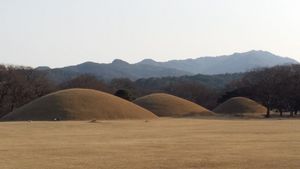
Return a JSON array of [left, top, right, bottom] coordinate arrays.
[[213, 97, 267, 116], [133, 93, 214, 117], [0, 119, 300, 169]]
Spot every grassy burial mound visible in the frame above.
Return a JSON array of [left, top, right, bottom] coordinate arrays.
[[133, 93, 214, 117], [2, 89, 158, 121], [213, 97, 267, 117]]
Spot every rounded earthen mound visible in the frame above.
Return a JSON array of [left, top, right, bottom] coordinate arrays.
[[2, 89, 158, 121], [133, 93, 214, 117], [213, 97, 267, 116]]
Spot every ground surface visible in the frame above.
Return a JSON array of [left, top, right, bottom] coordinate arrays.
[[0, 118, 300, 169]]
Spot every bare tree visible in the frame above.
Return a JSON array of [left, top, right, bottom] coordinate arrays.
[[60, 74, 110, 92], [221, 65, 300, 118], [163, 81, 218, 109], [0, 65, 55, 117]]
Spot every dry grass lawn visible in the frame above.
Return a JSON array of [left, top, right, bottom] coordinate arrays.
[[0, 118, 300, 169]]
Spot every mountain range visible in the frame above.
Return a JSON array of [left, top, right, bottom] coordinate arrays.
[[37, 50, 298, 83], [138, 50, 298, 74]]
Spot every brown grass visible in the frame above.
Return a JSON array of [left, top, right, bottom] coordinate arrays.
[[133, 93, 214, 117], [213, 97, 267, 117], [2, 89, 158, 121], [0, 119, 299, 169]]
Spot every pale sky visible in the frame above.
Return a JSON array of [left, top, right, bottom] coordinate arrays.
[[0, 0, 299, 68]]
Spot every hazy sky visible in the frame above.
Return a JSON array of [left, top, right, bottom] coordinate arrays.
[[1, 0, 299, 68]]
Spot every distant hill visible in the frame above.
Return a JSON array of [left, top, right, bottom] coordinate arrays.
[[35, 66, 51, 71], [137, 50, 298, 74], [40, 59, 191, 83]]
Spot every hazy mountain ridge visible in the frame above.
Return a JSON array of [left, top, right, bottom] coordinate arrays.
[[138, 50, 298, 74], [38, 50, 298, 83], [41, 60, 191, 83]]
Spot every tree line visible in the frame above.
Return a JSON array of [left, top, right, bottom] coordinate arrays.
[[221, 64, 300, 117], [1, 64, 300, 118], [0, 65, 55, 117]]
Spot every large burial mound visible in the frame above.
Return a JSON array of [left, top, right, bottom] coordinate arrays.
[[133, 93, 214, 117], [213, 97, 267, 117], [2, 89, 158, 121]]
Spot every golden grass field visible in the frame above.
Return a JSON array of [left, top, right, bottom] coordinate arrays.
[[0, 118, 300, 169]]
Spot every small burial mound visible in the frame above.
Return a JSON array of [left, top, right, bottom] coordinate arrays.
[[133, 93, 214, 117], [213, 97, 267, 117], [2, 89, 158, 121]]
